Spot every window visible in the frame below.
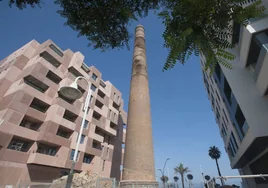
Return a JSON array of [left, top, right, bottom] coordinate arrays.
[[90, 96, 93, 102], [80, 135, 85, 144], [46, 70, 62, 84], [216, 108, 220, 121], [40, 51, 61, 67], [122, 144, 125, 149], [234, 104, 248, 139], [37, 143, 57, 156], [98, 89, 105, 98], [83, 120, 89, 129], [8, 137, 32, 152], [81, 63, 90, 74], [211, 94, 215, 109], [68, 67, 83, 77], [235, 105, 245, 130], [100, 80, 106, 88], [221, 124, 227, 139], [228, 132, 239, 158], [83, 154, 93, 164], [232, 22, 241, 45], [63, 110, 78, 122], [91, 84, 97, 92], [227, 144, 235, 158], [215, 91, 221, 102], [215, 63, 221, 82], [24, 75, 49, 93], [93, 111, 101, 120], [210, 85, 214, 94], [49, 44, 64, 57], [110, 121, 117, 130], [30, 98, 50, 113], [70, 149, 80, 161], [77, 135, 85, 144], [230, 132, 238, 151], [102, 160, 105, 171], [224, 77, 232, 105], [92, 73, 98, 81], [95, 99, 104, 109], [222, 109, 229, 124], [20, 116, 42, 131], [92, 141, 102, 150]]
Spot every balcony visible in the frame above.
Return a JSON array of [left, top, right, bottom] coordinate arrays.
[[1, 148, 30, 163], [7, 136, 34, 153], [105, 124, 117, 137], [93, 133, 104, 143], [95, 99, 104, 110], [63, 109, 78, 123], [34, 143, 60, 161], [92, 111, 106, 129], [24, 75, 49, 93], [30, 98, 50, 113], [19, 115, 42, 131], [94, 127, 105, 143], [83, 153, 94, 164], [40, 51, 61, 68], [100, 80, 106, 88], [46, 70, 62, 84], [56, 125, 73, 139], [92, 140, 102, 150], [81, 63, 90, 74], [27, 152, 65, 168]]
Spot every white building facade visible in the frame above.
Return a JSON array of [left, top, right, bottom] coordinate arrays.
[[200, 1, 268, 188]]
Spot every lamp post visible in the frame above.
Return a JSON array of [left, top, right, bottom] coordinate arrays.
[[59, 76, 92, 188], [158, 158, 170, 188]]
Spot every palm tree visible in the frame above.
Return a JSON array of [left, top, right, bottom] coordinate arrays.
[[174, 163, 190, 188], [208, 146, 224, 185], [161, 175, 169, 184], [174, 176, 179, 188]]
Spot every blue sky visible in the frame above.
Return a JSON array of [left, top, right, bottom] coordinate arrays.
[[0, 1, 240, 186]]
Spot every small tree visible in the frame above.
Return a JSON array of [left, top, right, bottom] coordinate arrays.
[[161, 175, 169, 183], [8, 0, 266, 71]]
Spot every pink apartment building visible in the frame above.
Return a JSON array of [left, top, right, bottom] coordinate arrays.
[[0, 40, 127, 186]]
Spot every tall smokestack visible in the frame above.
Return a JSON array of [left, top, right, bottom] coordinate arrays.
[[120, 25, 157, 187]]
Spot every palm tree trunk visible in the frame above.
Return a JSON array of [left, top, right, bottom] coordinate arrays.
[[215, 159, 224, 186], [181, 174, 185, 188]]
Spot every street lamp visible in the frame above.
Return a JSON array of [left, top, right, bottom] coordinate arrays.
[[159, 158, 170, 188], [59, 76, 92, 188]]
